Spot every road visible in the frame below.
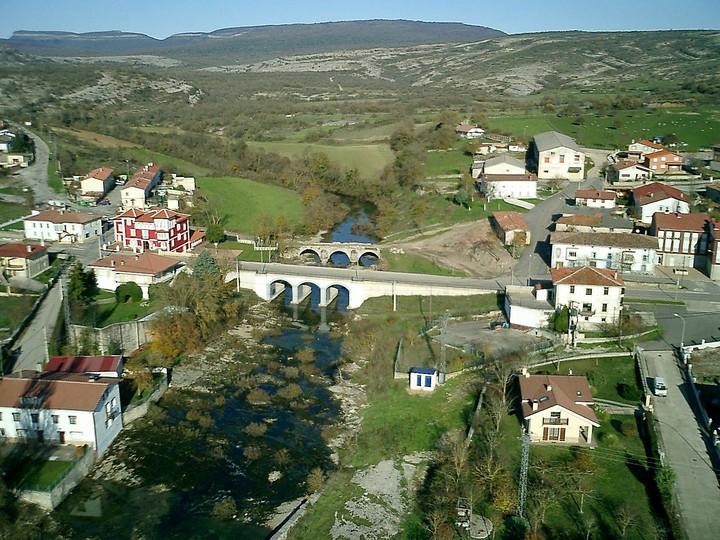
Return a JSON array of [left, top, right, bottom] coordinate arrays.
[[12, 125, 56, 206], [641, 349, 720, 539], [9, 279, 63, 373]]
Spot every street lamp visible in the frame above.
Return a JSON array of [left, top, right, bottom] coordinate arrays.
[[673, 313, 686, 350]]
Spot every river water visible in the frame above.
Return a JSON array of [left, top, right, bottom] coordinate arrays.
[[322, 209, 379, 267], [56, 318, 344, 539]]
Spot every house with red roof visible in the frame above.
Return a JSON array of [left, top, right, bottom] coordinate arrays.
[[574, 188, 616, 209], [120, 163, 162, 209], [0, 243, 49, 278], [552, 266, 625, 328], [113, 208, 192, 253], [455, 123, 485, 139], [628, 139, 664, 160], [649, 212, 714, 269], [632, 182, 689, 223], [23, 209, 102, 244], [89, 252, 183, 299], [46, 355, 124, 378], [491, 211, 530, 246], [643, 149, 684, 175], [606, 161, 653, 183], [519, 372, 599, 444], [80, 167, 114, 201]]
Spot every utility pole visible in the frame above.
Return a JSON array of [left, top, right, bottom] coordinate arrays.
[[61, 271, 72, 347], [392, 281, 397, 312], [518, 430, 531, 518], [43, 326, 50, 366]]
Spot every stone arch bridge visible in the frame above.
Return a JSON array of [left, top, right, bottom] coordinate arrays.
[[287, 243, 381, 265]]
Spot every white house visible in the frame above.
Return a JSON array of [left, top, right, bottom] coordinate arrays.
[[504, 285, 554, 328], [520, 373, 599, 445], [552, 266, 624, 327], [0, 243, 49, 278], [607, 161, 653, 183], [628, 139, 664, 160], [532, 131, 585, 181], [482, 154, 526, 176], [89, 252, 183, 299], [455, 124, 485, 139], [550, 231, 657, 274], [80, 167, 114, 200], [409, 367, 438, 392], [478, 155, 537, 199], [574, 189, 616, 209], [632, 182, 689, 224], [0, 371, 122, 457], [121, 163, 162, 209], [23, 209, 102, 244]]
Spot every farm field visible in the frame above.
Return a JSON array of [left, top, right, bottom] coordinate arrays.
[[247, 140, 393, 179], [487, 106, 720, 150], [197, 176, 304, 233], [424, 147, 471, 177]]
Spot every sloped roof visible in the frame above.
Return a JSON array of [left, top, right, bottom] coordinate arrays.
[[24, 209, 100, 224], [551, 231, 657, 249], [484, 154, 527, 169], [645, 149, 682, 160], [652, 212, 712, 232], [0, 371, 119, 412], [633, 139, 664, 150], [575, 189, 615, 201], [556, 213, 633, 231], [519, 374, 599, 425], [551, 266, 624, 287], [86, 167, 114, 181], [0, 243, 46, 259], [492, 211, 529, 231], [483, 174, 537, 182], [89, 252, 180, 275], [633, 182, 687, 205], [46, 355, 123, 374], [533, 131, 582, 153], [612, 161, 652, 172]]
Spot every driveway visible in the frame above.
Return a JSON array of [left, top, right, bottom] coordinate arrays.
[[641, 349, 720, 539]]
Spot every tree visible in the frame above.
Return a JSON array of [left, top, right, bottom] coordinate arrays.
[[149, 311, 202, 359], [115, 282, 142, 303], [454, 189, 471, 210], [615, 503, 638, 537], [306, 467, 326, 493], [205, 223, 225, 244], [194, 250, 221, 278], [551, 306, 570, 333]]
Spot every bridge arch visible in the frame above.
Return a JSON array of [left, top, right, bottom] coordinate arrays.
[[328, 250, 352, 267], [268, 279, 293, 304], [324, 283, 351, 310], [358, 250, 380, 266], [298, 248, 322, 265]]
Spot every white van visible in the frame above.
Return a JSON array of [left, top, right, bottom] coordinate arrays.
[[653, 377, 668, 397]]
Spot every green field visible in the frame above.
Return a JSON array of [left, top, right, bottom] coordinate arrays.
[[247, 141, 393, 179], [488, 106, 720, 150], [0, 201, 28, 223], [0, 295, 35, 341], [424, 148, 471, 176], [383, 252, 467, 276], [197, 176, 304, 234], [16, 460, 74, 490], [127, 148, 211, 176]]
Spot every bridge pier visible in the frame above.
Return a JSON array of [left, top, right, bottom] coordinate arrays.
[[318, 286, 339, 308], [291, 284, 312, 305]]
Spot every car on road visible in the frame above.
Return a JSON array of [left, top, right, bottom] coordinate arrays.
[[98, 198, 111, 206], [653, 376, 668, 397]]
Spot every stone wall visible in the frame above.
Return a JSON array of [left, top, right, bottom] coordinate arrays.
[[70, 312, 159, 355]]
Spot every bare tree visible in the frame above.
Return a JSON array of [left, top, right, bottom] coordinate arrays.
[[616, 504, 638, 538], [425, 509, 448, 540]]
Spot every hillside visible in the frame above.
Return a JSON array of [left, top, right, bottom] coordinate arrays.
[[4, 20, 505, 64]]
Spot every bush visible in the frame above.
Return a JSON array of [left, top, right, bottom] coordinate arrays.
[[306, 467, 326, 493], [116, 282, 143, 303], [243, 422, 267, 437], [246, 388, 270, 405], [212, 497, 237, 520], [617, 382, 643, 402]]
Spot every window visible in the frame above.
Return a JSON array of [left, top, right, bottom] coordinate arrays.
[[416, 375, 422, 387], [601, 317, 607, 322], [0, 429, 5, 437], [568, 250, 577, 258], [548, 427, 560, 440], [105, 417, 114, 429], [424, 376, 432, 388], [69, 415, 77, 425], [12, 412, 20, 422], [574, 154, 581, 162], [582, 303, 592, 313], [569, 285, 575, 293], [551, 412, 561, 419], [544, 156, 550, 164], [602, 303, 608, 312], [603, 287, 609, 295], [31, 413, 39, 424], [0, 412, 2, 421], [585, 288, 592, 295], [559, 154, 565, 164], [52, 415, 59, 424], [642, 255, 648, 262], [111, 397, 117, 409], [105, 402, 112, 414]]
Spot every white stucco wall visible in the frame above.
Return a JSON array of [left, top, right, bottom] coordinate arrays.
[[551, 242, 656, 274], [24, 218, 102, 244], [484, 180, 537, 199], [525, 403, 596, 444], [637, 199, 690, 223], [537, 146, 585, 180], [554, 282, 623, 326]]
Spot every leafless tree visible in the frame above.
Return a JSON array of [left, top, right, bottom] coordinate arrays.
[[616, 504, 638, 537]]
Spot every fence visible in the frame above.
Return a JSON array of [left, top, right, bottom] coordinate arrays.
[[18, 446, 96, 510], [70, 311, 160, 355], [122, 369, 169, 425]]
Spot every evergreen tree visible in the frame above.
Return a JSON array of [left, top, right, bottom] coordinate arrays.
[[194, 250, 221, 278]]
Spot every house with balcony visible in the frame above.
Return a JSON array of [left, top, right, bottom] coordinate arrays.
[[632, 182, 689, 224], [0, 371, 122, 458], [607, 161, 653, 183], [89, 252, 184, 299], [520, 372, 599, 445], [23, 209, 102, 244], [113, 208, 191, 253], [643, 149, 684, 175], [649, 212, 713, 269], [550, 231, 657, 274], [627, 139, 664, 161], [0, 243, 49, 278], [552, 266, 624, 327], [530, 131, 585, 181], [574, 189, 616, 209]]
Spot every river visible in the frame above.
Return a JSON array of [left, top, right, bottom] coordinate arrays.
[[322, 208, 379, 267]]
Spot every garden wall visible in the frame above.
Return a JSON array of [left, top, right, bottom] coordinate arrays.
[[70, 311, 159, 354]]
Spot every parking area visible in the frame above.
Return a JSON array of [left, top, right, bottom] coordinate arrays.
[[437, 320, 550, 357]]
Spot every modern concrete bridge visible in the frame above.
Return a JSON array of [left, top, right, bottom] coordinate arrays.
[[287, 242, 381, 265], [227, 262, 497, 309]]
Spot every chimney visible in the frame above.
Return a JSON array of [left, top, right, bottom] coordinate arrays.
[[521, 367, 529, 378], [614, 271, 618, 280], [111, 260, 115, 267], [134, 255, 140, 261], [26, 245, 32, 253], [531, 400, 538, 411], [545, 383, 553, 392]]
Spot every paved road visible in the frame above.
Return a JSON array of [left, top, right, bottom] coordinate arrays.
[[11, 125, 56, 206], [641, 349, 720, 540], [10, 280, 63, 373]]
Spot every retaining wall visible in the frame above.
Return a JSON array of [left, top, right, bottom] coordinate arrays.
[[70, 312, 159, 354], [122, 370, 169, 425]]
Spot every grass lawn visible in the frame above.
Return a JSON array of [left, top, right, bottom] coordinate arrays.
[[487, 106, 720, 150], [0, 201, 28, 223], [247, 140, 393, 179], [0, 295, 36, 340], [358, 293, 500, 323], [197, 176, 303, 234], [532, 355, 640, 404], [383, 251, 467, 276], [34, 259, 62, 285], [424, 147, 471, 177], [411, 196, 527, 232], [84, 299, 157, 327], [16, 460, 74, 490], [350, 376, 476, 466]]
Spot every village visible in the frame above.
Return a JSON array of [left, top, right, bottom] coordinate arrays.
[[2, 106, 720, 537]]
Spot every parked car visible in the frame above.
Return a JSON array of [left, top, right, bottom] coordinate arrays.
[[653, 377, 668, 397], [98, 198, 111, 206]]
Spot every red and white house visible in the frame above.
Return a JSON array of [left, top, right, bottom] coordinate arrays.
[[113, 208, 192, 253]]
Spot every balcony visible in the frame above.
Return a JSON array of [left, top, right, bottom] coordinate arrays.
[[542, 418, 569, 425]]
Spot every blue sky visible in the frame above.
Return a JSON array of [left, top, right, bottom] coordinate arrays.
[[1, 0, 719, 39]]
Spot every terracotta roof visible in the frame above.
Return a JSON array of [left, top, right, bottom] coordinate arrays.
[[520, 374, 599, 425], [575, 189, 615, 201], [456, 123, 481, 133], [645, 149, 682, 160], [87, 167, 114, 181], [0, 371, 119, 412], [123, 163, 161, 191], [113, 208, 188, 223], [551, 231, 657, 249], [612, 161, 651, 171], [483, 173, 537, 182], [46, 355, 123, 374], [652, 212, 712, 232], [492, 211, 529, 231], [551, 266, 624, 287], [633, 182, 687, 205], [0, 243, 46, 259], [24, 209, 100, 224], [89, 252, 180, 275], [633, 139, 664, 150], [190, 230, 206, 244]]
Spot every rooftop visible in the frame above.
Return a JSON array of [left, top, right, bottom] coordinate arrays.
[[575, 189, 615, 201], [492, 211, 529, 231], [551, 266, 624, 287], [89, 252, 180, 275], [483, 154, 526, 169], [612, 161, 652, 172], [86, 167, 114, 181], [24, 209, 100, 225], [0, 243, 47, 259], [556, 213, 633, 231], [46, 355, 123, 374], [633, 182, 687, 205], [483, 173, 537, 182], [652, 212, 712, 232], [551, 231, 657, 249], [633, 139, 664, 150], [533, 131, 582, 153], [114, 208, 188, 222], [519, 374, 599, 424]]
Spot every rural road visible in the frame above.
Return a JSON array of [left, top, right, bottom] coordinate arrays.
[[641, 349, 720, 540], [10, 280, 63, 373], [10, 125, 58, 206]]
